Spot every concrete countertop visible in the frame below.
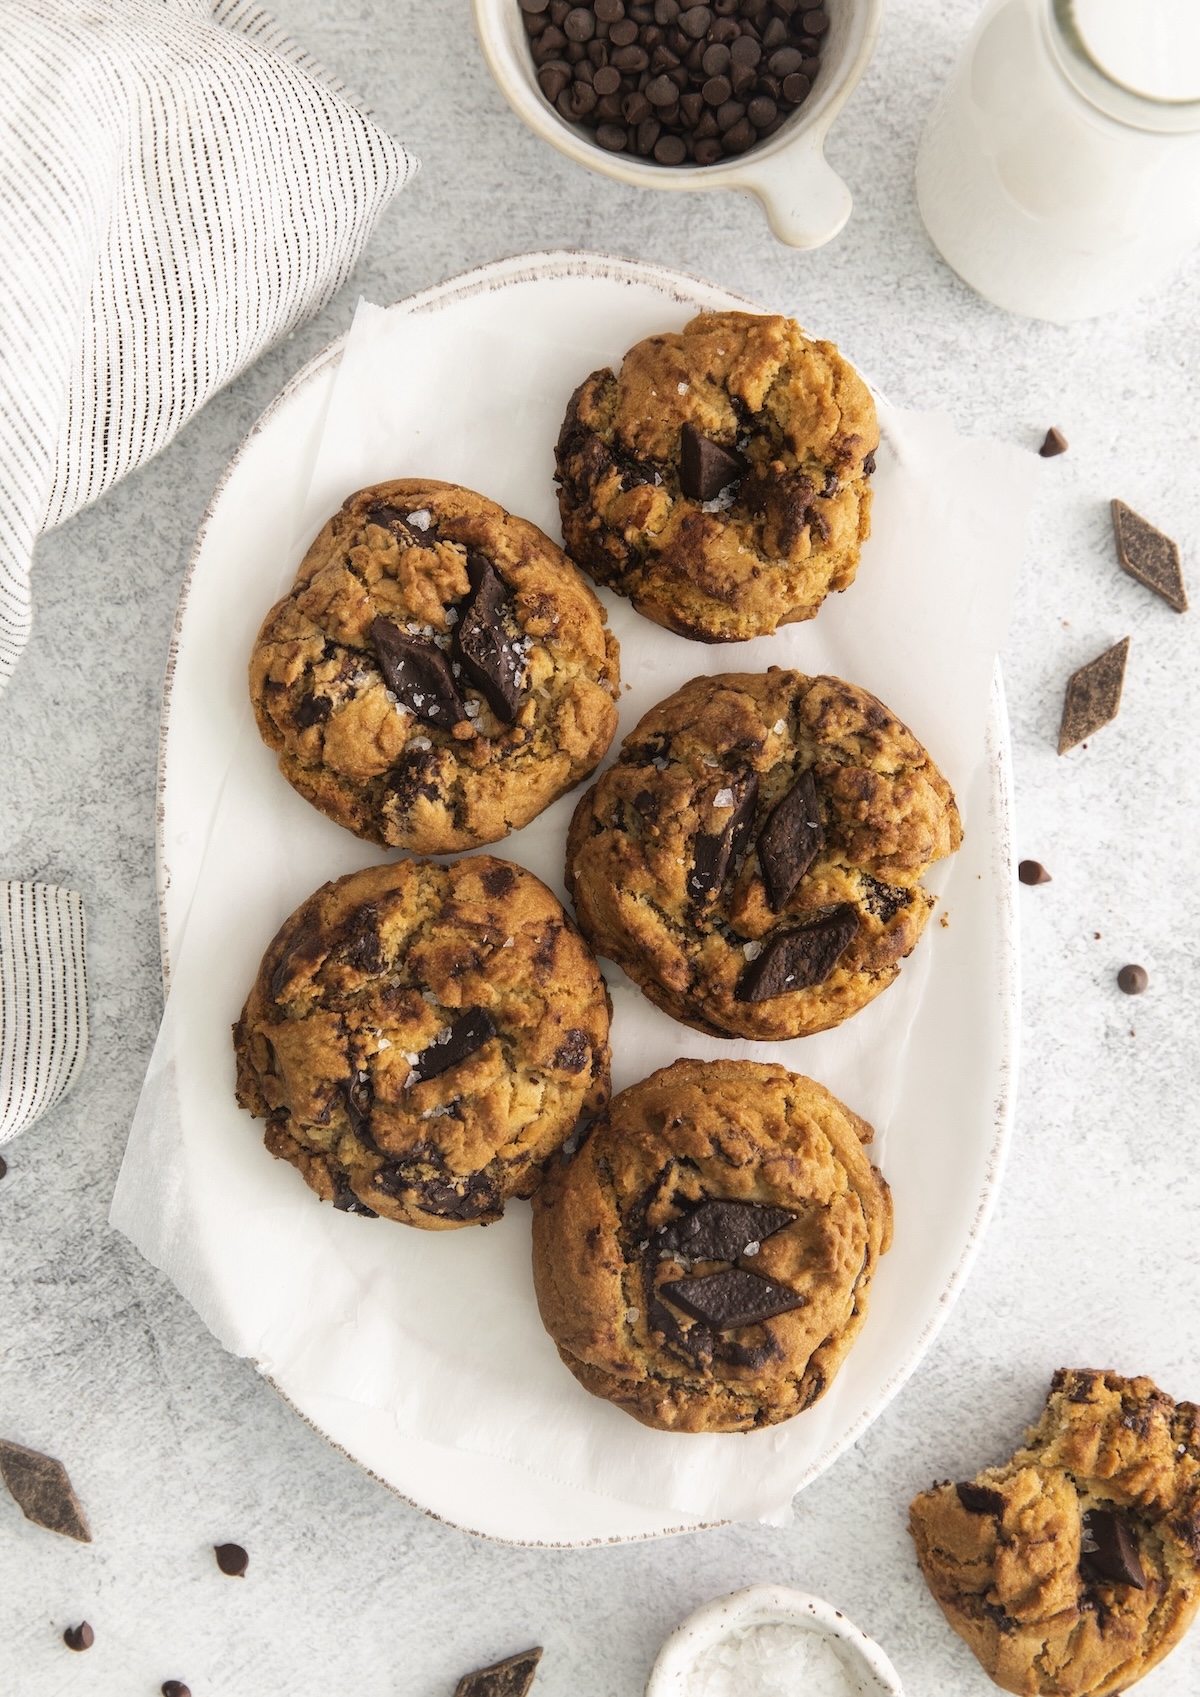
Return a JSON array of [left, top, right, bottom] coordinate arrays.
[[2, 0, 1198, 1692]]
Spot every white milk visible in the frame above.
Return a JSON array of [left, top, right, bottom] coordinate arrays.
[[915, 0, 1200, 320]]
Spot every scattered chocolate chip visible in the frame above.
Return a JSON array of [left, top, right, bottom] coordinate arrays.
[[679, 422, 746, 500], [956, 1481, 1005, 1516], [1038, 427, 1068, 457], [1117, 964, 1148, 995], [214, 1542, 249, 1577], [409, 1009, 498, 1084], [687, 771, 758, 903], [371, 617, 467, 732], [1057, 637, 1129, 755], [660, 1267, 805, 1329], [63, 1622, 94, 1652], [1111, 499, 1188, 613], [0, 1155, 7, 1179], [757, 768, 824, 911], [656, 1199, 795, 1261], [735, 905, 859, 1000], [452, 554, 526, 723], [1018, 859, 1052, 886], [0, 1440, 91, 1541], [162, 1684, 191, 1697], [1080, 1507, 1146, 1588], [454, 1647, 543, 1697]]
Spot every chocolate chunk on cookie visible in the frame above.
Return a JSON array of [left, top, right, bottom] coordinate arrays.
[[532, 1058, 892, 1432], [250, 480, 619, 853], [910, 1368, 1200, 1696], [566, 670, 960, 1041], [234, 856, 612, 1229]]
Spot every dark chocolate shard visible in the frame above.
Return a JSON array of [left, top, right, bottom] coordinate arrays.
[[1057, 637, 1129, 755], [956, 1481, 1005, 1516], [655, 1199, 796, 1262], [757, 768, 824, 911], [660, 1267, 805, 1330], [409, 1008, 498, 1084], [735, 905, 860, 1001], [331, 1169, 378, 1218], [341, 1070, 374, 1142], [687, 771, 758, 904], [364, 502, 438, 547], [679, 422, 746, 501], [1112, 500, 1188, 613], [1039, 427, 1068, 458], [1081, 1508, 1146, 1589], [452, 553, 527, 723], [293, 692, 331, 729], [0, 1440, 91, 1541], [454, 1647, 543, 1697], [370, 616, 466, 731]]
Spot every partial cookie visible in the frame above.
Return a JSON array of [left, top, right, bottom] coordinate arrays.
[[909, 1369, 1200, 1696], [250, 479, 620, 853], [531, 1057, 892, 1433], [555, 310, 879, 642], [234, 857, 612, 1229], [566, 670, 961, 1041]]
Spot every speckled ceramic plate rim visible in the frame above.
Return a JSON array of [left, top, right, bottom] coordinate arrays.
[[154, 249, 1018, 1547]]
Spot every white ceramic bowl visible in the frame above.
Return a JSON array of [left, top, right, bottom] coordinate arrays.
[[644, 1585, 904, 1697], [472, 0, 882, 247]]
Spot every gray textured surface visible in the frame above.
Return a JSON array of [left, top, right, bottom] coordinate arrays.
[[2, 0, 1199, 1692]]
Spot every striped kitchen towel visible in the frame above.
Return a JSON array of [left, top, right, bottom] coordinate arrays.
[[0, 0, 415, 693], [0, 885, 88, 1145]]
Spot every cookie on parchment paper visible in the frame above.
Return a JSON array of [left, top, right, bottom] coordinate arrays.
[[531, 1057, 892, 1433], [555, 310, 879, 643], [234, 856, 612, 1229], [249, 479, 620, 854]]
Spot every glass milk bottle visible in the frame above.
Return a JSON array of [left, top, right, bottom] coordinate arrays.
[[915, 0, 1200, 321]]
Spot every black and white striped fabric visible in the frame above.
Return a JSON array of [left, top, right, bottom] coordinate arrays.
[[0, 884, 88, 1145], [0, 0, 414, 690]]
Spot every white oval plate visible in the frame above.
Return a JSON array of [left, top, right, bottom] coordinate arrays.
[[157, 252, 1017, 1545]]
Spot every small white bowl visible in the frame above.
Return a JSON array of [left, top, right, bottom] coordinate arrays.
[[472, 0, 882, 248], [644, 1585, 904, 1697]]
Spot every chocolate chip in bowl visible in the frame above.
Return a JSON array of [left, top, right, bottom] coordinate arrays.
[[473, 0, 883, 245]]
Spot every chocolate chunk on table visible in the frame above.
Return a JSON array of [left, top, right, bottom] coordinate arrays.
[[409, 1009, 498, 1085], [679, 422, 746, 501], [655, 1199, 796, 1262], [0, 1439, 91, 1541], [1038, 427, 1068, 457], [956, 1481, 1005, 1516], [63, 1622, 94, 1652], [1080, 1507, 1146, 1589], [757, 768, 824, 910], [454, 1646, 543, 1697], [161, 1683, 191, 1697], [1057, 637, 1129, 755], [371, 616, 467, 731], [660, 1267, 805, 1330], [687, 771, 757, 903], [214, 1541, 249, 1577], [452, 553, 527, 722], [735, 905, 859, 1001], [1018, 860, 1052, 885], [1117, 964, 1149, 995], [1111, 500, 1188, 613]]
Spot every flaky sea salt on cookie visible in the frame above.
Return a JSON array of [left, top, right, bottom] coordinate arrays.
[[249, 479, 620, 853], [234, 856, 612, 1229], [555, 310, 879, 643], [532, 1057, 892, 1433]]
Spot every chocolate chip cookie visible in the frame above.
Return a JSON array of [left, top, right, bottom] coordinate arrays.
[[233, 856, 612, 1229], [249, 480, 620, 853], [910, 1369, 1200, 1696], [531, 1057, 892, 1433], [565, 669, 961, 1041], [555, 311, 879, 642]]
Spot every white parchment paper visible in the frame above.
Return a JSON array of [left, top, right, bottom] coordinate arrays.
[[112, 273, 1039, 1525]]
